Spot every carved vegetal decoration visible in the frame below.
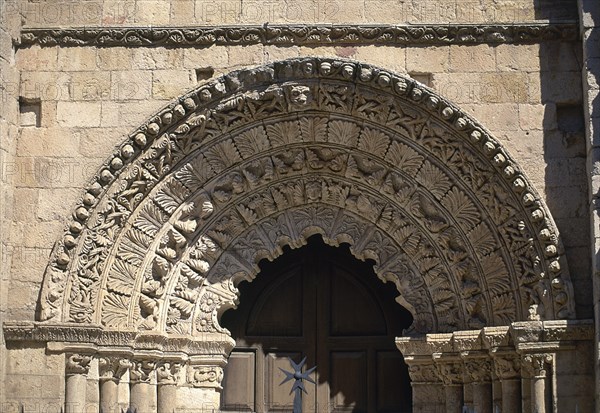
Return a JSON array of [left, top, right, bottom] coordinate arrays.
[[522, 353, 553, 379], [37, 57, 574, 338], [20, 24, 577, 48]]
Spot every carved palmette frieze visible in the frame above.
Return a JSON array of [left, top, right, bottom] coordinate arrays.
[[187, 366, 224, 389], [65, 353, 93, 376], [37, 57, 573, 338]]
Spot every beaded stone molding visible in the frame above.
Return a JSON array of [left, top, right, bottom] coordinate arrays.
[[20, 23, 578, 48], [35, 57, 574, 337]]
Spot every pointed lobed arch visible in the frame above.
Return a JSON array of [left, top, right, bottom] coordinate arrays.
[[37, 57, 575, 336]]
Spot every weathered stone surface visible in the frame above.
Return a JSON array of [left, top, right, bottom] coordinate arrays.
[[2, 3, 599, 410]]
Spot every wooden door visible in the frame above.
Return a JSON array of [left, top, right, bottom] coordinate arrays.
[[220, 236, 413, 413]]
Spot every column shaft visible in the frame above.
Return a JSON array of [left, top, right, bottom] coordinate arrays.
[[444, 384, 463, 413], [157, 384, 177, 413], [100, 379, 119, 413], [130, 382, 157, 413], [66, 374, 88, 413], [501, 379, 521, 413], [472, 382, 492, 413], [531, 376, 546, 413]]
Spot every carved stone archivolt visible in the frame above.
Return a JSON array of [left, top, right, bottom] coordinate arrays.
[[35, 57, 574, 337]]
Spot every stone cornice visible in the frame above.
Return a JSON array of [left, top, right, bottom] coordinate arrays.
[[19, 23, 578, 48], [2, 321, 235, 356]]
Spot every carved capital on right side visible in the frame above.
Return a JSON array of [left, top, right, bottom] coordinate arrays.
[[98, 356, 131, 382], [65, 353, 92, 376], [129, 360, 156, 384], [156, 361, 182, 385], [521, 353, 553, 379]]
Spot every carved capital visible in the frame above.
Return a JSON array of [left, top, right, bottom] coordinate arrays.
[[98, 356, 131, 382], [521, 353, 553, 379], [433, 355, 464, 386], [492, 354, 521, 381], [129, 360, 156, 384], [187, 365, 224, 389], [65, 353, 92, 376], [463, 356, 492, 384], [156, 362, 182, 385]]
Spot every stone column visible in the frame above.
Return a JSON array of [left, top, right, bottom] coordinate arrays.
[[407, 361, 445, 413], [493, 354, 521, 413], [129, 360, 157, 413], [65, 354, 92, 413], [522, 353, 553, 413], [98, 356, 131, 413], [433, 355, 464, 413], [464, 357, 492, 413], [156, 362, 181, 413]]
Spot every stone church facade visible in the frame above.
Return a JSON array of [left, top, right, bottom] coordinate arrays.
[[1, 1, 599, 412]]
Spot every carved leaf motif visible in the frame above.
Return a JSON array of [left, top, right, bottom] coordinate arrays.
[[175, 155, 214, 191], [395, 225, 420, 254], [300, 116, 328, 141], [416, 162, 452, 199], [327, 120, 359, 146], [267, 120, 301, 146], [134, 202, 168, 236], [170, 296, 195, 318], [468, 223, 497, 256], [481, 253, 510, 295], [204, 139, 242, 172], [154, 190, 179, 214], [124, 227, 152, 249], [234, 126, 270, 158], [442, 187, 481, 230], [385, 141, 424, 175], [106, 258, 137, 296], [102, 293, 130, 328], [358, 128, 390, 157], [492, 294, 517, 325]]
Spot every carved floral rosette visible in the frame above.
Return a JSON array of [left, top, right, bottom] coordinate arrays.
[[36, 57, 574, 339]]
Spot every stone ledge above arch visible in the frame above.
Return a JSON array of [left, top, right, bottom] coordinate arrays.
[[34, 57, 574, 337]]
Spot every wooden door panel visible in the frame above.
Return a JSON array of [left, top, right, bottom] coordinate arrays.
[[247, 269, 304, 337], [221, 238, 413, 413], [329, 352, 368, 413], [265, 352, 316, 412], [221, 351, 256, 412], [376, 352, 412, 413], [330, 268, 386, 336]]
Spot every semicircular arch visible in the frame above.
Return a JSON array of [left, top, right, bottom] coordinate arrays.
[[37, 57, 575, 336]]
